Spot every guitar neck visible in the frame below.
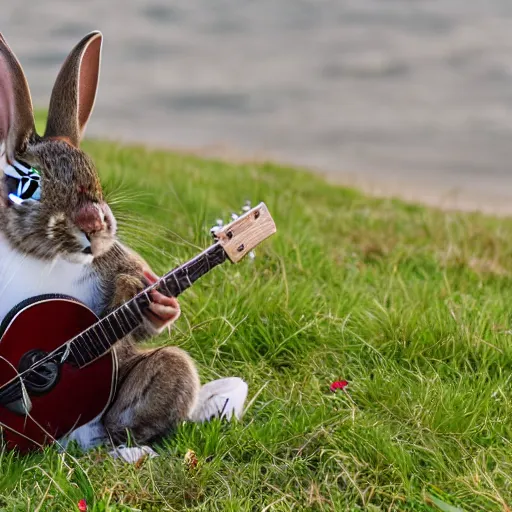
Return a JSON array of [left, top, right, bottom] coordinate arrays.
[[68, 243, 227, 367], [65, 201, 276, 368]]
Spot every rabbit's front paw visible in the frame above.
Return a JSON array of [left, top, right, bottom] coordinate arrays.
[[142, 270, 181, 332], [113, 272, 180, 335]]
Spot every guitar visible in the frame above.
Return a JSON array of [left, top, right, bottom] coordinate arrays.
[[0, 203, 276, 453]]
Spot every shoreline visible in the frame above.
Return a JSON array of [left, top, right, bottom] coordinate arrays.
[[86, 133, 512, 218]]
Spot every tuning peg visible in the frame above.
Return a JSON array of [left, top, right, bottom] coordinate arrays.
[[210, 218, 225, 239], [208, 202, 260, 260]]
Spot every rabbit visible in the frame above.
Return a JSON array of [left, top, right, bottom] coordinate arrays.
[[0, 31, 200, 446]]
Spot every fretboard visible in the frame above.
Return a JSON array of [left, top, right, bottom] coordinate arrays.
[[67, 243, 227, 368]]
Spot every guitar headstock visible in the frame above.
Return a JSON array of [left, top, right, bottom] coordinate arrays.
[[211, 202, 276, 263]]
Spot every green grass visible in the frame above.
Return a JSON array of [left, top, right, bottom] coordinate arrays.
[[1, 115, 512, 510]]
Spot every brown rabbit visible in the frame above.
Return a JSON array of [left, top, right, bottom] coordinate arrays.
[[0, 31, 200, 446]]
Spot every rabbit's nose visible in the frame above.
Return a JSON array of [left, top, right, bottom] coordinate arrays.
[[74, 203, 106, 235]]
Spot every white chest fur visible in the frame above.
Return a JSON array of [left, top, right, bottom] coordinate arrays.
[[0, 233, 101, 325]]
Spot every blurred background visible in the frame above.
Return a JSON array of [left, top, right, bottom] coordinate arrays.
[[2, 0, 512, 213]]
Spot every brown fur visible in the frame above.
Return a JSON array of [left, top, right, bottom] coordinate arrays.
[[0, 139, 110, 260], [103, 346, 199, 444], [0, 32, 199, 444], [45, 32, 102, 146]]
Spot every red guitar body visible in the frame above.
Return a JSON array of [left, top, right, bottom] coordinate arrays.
[[0, 296, 117, 453]]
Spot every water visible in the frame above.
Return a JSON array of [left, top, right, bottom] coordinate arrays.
[[3, 0, 512, 212]]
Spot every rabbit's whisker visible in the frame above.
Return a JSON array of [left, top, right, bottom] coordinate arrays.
[[114, 215, 201, 251]]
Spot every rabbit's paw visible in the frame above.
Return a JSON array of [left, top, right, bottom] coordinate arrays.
[[113, 272, 180, 334]]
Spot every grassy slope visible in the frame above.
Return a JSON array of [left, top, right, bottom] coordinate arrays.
[[1, 116, 512, 511]]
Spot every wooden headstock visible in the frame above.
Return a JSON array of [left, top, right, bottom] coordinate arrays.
[[212, 202, 276, 263]]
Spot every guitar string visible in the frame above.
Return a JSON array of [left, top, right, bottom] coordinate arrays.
[[0, 252, 225, 446], [119, 304, 134, 333], [88, 328, 107, 356], [82, 329, 106, 358], [0, 243, 226, 392], [0, 276, 171, 389], [110, 309, 129, 341], [0, 228, 250, 449], [0, 294, 148, 392], [78, 331, 95, 360]]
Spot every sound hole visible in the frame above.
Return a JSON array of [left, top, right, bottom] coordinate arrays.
[[18, 350, 60, 395]]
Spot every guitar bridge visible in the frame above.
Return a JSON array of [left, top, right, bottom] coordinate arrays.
[[4, 392, 32, 416], [0, 378, 32, 415]]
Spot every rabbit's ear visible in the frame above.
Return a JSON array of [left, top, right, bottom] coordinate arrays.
[[0, 33, 36, 163], [45, 31, 102, 146]]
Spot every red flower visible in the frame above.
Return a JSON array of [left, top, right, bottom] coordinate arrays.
[[78, 499, 87, 511], [330, 380, 348, 392]]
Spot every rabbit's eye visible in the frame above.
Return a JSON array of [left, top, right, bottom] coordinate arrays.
[[2, 160, 41, 203]]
